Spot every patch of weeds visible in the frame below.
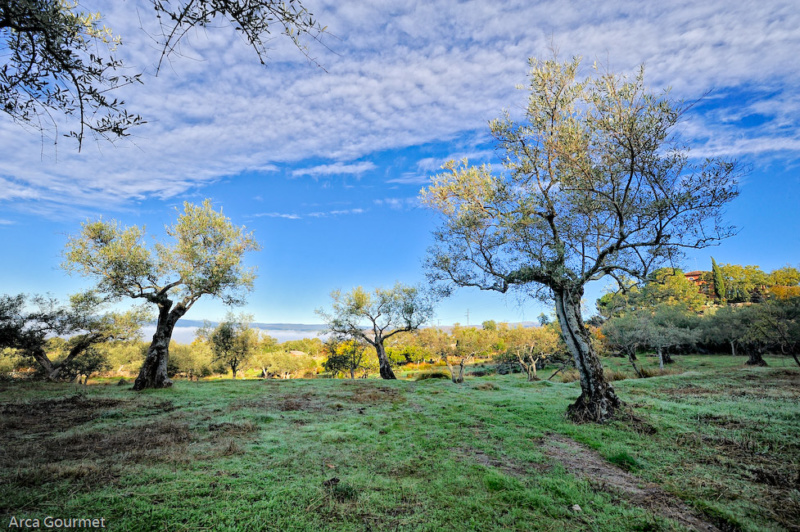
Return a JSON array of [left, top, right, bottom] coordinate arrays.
[[323, 478, 358, 502], [208, 420, 257, 435], [484, 471, 521, 492], [639, 367, 680, 378], [0, 395, 125, 434], [694, 502, 745, 532], [607, 450, 642, 471], [474, 382, 500, 391], [603, 369, 630, 382], [219, 439, 244, 456], [559, 370, 580, 383], [349, 385, 404, 404]]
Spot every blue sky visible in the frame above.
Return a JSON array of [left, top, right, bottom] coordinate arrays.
[[1, 0, 799, 329]]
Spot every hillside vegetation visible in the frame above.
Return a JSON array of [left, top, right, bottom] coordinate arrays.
[[1, 356, 798, 531]]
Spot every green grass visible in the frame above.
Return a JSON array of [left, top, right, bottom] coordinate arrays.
[[1, 355, 798, 531]]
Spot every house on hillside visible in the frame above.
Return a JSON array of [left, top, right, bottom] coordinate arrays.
[[684, 270, 713, 296]]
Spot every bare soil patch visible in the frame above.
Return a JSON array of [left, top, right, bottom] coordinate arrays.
[[0, 394, 124, 435], [348, 384, 404, 404], [456, 446, 548, 476], [3, 419, 193, 467], [543, 433, 720, 532]]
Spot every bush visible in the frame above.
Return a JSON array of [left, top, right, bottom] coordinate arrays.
[[414, 371, 450, 381]]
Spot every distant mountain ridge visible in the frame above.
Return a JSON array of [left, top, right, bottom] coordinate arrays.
[[156, 320, 328, 331]]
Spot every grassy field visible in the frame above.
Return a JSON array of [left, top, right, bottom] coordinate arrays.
[[1, 355, 798, 531]]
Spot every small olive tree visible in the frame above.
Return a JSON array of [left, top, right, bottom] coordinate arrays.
[[317, 283, 435, 380], [63, 200, 259, 390], [198, 313, 257, 379], [503, 325, 560, 381]]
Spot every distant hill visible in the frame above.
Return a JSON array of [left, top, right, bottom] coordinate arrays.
[[162, 320, 328, 332], [160, 320, 541, 331]]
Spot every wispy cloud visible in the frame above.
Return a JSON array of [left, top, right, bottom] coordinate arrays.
[[254, 208, 366, 219], [0, 219, 16, 225], [292, 162, 376, 178], [1, 0, 799, 216], [374, 198, 419, 210], [308, 208, 366, 217], [254, 212, 302, 220]]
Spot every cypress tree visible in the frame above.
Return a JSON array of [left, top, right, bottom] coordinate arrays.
[[711, 257, 726, 303]]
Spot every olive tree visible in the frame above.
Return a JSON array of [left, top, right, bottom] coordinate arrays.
[[198, 313, 257, 379], [1, 0, 323, 148], [322, 337, 375, 379], [63, 200, 260, 390], [503, 325, 560, 381], [317, 283, 435, 379], [0, 292, 146, 381], [422, 55, 741, 422]]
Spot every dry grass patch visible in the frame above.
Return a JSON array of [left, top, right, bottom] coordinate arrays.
[[0, 394, 125, 435]]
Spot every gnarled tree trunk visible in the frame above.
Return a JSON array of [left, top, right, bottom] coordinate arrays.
[[133, 300, 185, 390], [555, 289, 620, 422], [745, 346, 768, 367], [374, 342, 396, 380]]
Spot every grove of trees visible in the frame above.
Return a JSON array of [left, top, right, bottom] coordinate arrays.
[[598, 263, 800, 370]]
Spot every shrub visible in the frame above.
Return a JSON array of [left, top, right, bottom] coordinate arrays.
[[414, 371, 450, 381]]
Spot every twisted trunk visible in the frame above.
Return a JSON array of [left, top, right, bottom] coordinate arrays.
[[133, 300, 185, 390], [745, 346, 768, 367], [554, 288, 620, 422], [374, 341, 396, 380]]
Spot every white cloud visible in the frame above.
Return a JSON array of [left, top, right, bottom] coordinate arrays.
[[254, 212, 302, 220], [1, 0, 799, 215], [254, 208, 366, 219], [308, 208, 366, 217], [374, 198, 419, 210], [292, 161, 376, 178]]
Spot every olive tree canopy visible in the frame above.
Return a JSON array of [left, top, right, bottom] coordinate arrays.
[[422, 55, 741, 422], [63, 199, 260, 389], [1, 0, 324, 148], [317, 283, 435, 380], [0, 291, 147, 381]]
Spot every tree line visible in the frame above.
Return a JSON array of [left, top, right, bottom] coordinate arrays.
[[598, 266, 800, 373]]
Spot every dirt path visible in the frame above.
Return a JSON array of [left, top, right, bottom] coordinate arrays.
[[544, 434, 720, 532]]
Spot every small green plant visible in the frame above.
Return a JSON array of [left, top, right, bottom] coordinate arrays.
[[607, 450, 642, 471]]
